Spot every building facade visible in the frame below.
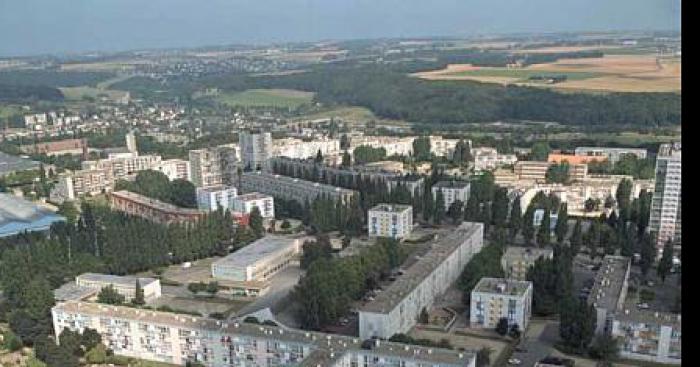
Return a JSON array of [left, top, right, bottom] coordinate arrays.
[[501, 247, 554, 281], [240, 131, 272, 171], [359, 222, 484, 339], [75, 273, 161, 302], [574, 147, 648, 163], [649, 142, 681, 250], [155, 159, 191, 181], [368, 204, 413, 240], [109, 191, 206, 225], [432, 181, 470, 211], [387, 175, 425, 197], [189, 146, 238, 188], [19, 138, 88, 156], [472, 147, 517, 172], [470, 278, 533, 330], [196, 185, 238, 211], [50, 168, 113, 203], [239, 171, 358, 205], [611, 310, 681, 365], [587, 256, 631, 335], [232, 192, 275, 219]]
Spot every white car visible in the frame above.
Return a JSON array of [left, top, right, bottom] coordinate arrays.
[[508, 358, 522, 365]]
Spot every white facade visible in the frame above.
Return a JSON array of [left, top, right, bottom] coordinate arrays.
[[196, 185, 238, 211], [429, 136, 461, 158], [82, 154, 162, 181], [472, 147, 518, 172], [272, 138, 340, 160], [232, 192, 275, 219], [470, 278, 533, 330], [212, 236, 301, 282], [359, 222, 484, 339], [432, 181, 470, 211], [368, 204, 413, 240], [75, 273, 161, 302], [611, 311, 681, 365], [649, 142, 681, 250], [155, 159, 190, 181], [240, 131, 272, 171], [189, 146, 238, 188], [574, 147, 648, 163]]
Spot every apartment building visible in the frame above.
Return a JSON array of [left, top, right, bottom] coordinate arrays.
[[611, 309, 681, 365], [50, 169, 113, 203], [75, 273, 161, 302], [501, 247, 554, 281], [368, 204, 413, 240], [472, 147, 517, 172], [387, 175, 425, 197], [350, 136, 415, 157], [19, 138, 88, 156], [232, 192, 275, 219], [212, 236, 302, 296], [155, 159, 190, 181], [109, 191, 206, 225], [575, 147, 648, 163], [514, 161, 587, 183], [189, 146, 238, 188], [239, 171, 358, 205], [52, 301, 476, 367], [82, 154, 162, 181], [271, 137, 340, 160], [240, 131, 272, 171], [429, 136, 461, 158], [196, 185, 238, 211], [432, 181, 470, 211], [470, 278, 533, 330], [587, 256, 631, 335], [649, 142, 681, 250], [268, 156, 400, 185], [359, 222, 484, 339], [547, 153, 607, 165]]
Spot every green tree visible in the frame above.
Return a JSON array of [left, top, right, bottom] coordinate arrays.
[[57, 201, 79, 225], [169, 179, 196, 208], [545, 162, 570, 184], [315, 149, 323, 163], [615, 179, 633, 210], [509, 196, 522, 240], [80, 328, 102, 352], [85, 344, 107, 364], [522, 205, 536, 245], [447, 200, 464, 224], [537, 208, 551, 247], [495, 317, 509, 336], [589, 334, 619, 362], [491, 187, 509, 228], [559, 297, 596, 353], [341, 151, 352, 166], [59, 328, 83, 356], [476, 347, 492, 367], [434, 190, 446, 225], [657, 240, 673, 283], [530, 142, 551, 161], [555, 204, 569, 244], [639, 233, 656, 277], [132, 279, 145, 305], [570, 219, 583, 255], [412, 136, 431, 161], [97, 285, 125, 305], [249, 206, 265, 238]]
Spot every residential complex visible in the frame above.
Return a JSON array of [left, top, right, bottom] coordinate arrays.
[[472, 147, 517, 172], [240, 131, 272, 170], [387, 175, 425, 197], [19, 138, 88, 156], [82, 154, 163, 181], [109, 190, 206, 225], [212, 236, 302, 296], [432, 181, 470, 211], [574, 147, 648, 163], [514, 161, 587, 182], [271, 137, 340, 160], [611, 309, 681, 364], [649, 142, 681, 249], [195, 185, 238, 211], [368, 204, 413, 240], [52, 301, 477, 367], [359, 222, 484, 339], [0, 193, 66, 237], [75, 273, 161, 303], [268, 156, 400, 185], [155, 159, 190, 181], [587, 256, 631, 335], [239, 171, 358, 204], [232, 192, 275, 219], [501, 247, 554, 281], [470, 277, 533, 330], [189, 146, 238, 188], [50, 168, 113, 203]]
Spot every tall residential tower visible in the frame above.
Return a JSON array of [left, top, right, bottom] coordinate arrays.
[[649, 142, 681, 251]]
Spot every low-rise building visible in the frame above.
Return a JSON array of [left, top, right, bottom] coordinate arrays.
[[501, 247, 554, 281], [211, 236, 302, 296], [611, 309, 681, 365], [75, 273, 161, 302], [232, 192, 275, 219], [432, 181, 470, 211], [470, 277, 533, 330], [574, 147, 647, 163], [196, 185, 238, 211], [368, 204, 413, 240], [109, 190, 206, 225], [547, 153, 607, 165], [359, 222, 484, 339], [50, 168, 113, 203], [472, 147, 517, 172], [82, 154, 163, 181], [52, 301, 477, 367]]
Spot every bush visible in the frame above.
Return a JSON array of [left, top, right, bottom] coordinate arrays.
[[244, 316, 260, 324], [85, 344, 108, 364], [1, 330, 23, 351]]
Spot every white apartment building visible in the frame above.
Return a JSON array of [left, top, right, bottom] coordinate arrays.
[[429, 136, 461, 158], [49, 169, 114, 203], [611, 310, 681, 365], [649, 142, 681, 250], [368, 204, 413, 240], [232, 192, 275, 219], [387, 175, 425, 197], [239, 171, 358, 204], [240, 131, 272, 171], [155, 159, 190, 181], [271, 137, 340, 160], [575, 147, 648, 163], [82, 154, 162, 181], [52, 301, 476, 367], [75, 273, 161, 302], [359, 222, 484, 339], [195, 185, 238, 211], [470, 278, 533, 330], [189, 146, 238, 188], [349, 136, 415, 157], [472, 147, 518, 172], [432, 181, 470, 211]]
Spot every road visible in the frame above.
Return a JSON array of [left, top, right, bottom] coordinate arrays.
[[233, 265, 303, 317], [510, 319, 560, 367]]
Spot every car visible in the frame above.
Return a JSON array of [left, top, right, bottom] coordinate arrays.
[[507, 358, 521, 365], [637, 303, 650, 309], [647, 281, 655, 287]]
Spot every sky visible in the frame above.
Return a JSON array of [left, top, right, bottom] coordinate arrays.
[[0, 0, 681, 57]]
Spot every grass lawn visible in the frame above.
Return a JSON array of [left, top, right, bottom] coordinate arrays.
[[217, 88, 314, 109], [448, 68, 602, 81]]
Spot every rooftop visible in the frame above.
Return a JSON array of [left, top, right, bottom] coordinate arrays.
[[213, 235, 300, 270], [0, 193, 66, 237], [53, 301, 475, 366], [433, 180, 470, 189], [587, 255, 631, 312], [76, 273, 159, 288], [235, 192, 273, 201], [503, 246, 554, 262], [369, 203, 412, 213], [242, 171, 358, 194], [196, 185, 237, 193], [110, 190, 205, 215], [472, 277, 532, 297], [360, 222, 483, 313], [0, 151, 40, 176], [615, 307, 682, 330]]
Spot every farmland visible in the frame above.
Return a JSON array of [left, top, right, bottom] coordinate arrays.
[[215, 88, 314, 109]]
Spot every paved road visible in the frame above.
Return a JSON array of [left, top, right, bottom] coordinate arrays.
[[510, 319, 560, 367], [233, 265, 302, 317]]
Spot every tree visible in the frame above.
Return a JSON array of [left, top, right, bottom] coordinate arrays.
[[169, 179, 196, 208], [615, 178, 633, 210], [495, 317, 509, 336], [530, 142, 551, 161], [522, 206, 536, 245], [491, 188, 509, 228], [85, 344, 107, 364], [476, 347, 492, 367], [57, 201, 79, 225], [555, 204, 569, 244], [537, 208, 551, 247], [340, 134, 350, 150], [412, 136, 431, 161], [315, 149, 323, 163], [59, 328, 83, 356], [341, 151, 352, 166], [546, 162, 570, 184], [639, 233, 656, 277], [419, 307, 430, 324], [34, 335, 80, 367], [249, 206, 265, 238], [584, 198, 600, 212], [509, 196, 522, 239], [570, 219, 583, 255], [97, 285, 125, 305], [657, 240, 673, 282], [559, 297, 596, 353], [447, 200, 464, 224], [301, 236, 333, 269], [589, 334, 618, 362], [509, 324, 521, 339], [464, 195, 479, 222], [434, 190, 446, 225], [132, 279, 145, 305], [80, 328, 102, 352]]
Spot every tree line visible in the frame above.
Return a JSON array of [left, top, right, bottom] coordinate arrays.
[[115, 170, 197, 208]]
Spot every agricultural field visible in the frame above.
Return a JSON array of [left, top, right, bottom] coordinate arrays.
[[216, 88, 314, 109], [59, 86, 129, 102], [414, 54, 681, 93]]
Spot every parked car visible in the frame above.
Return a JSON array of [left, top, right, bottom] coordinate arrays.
[[507, 358, 522, 365]]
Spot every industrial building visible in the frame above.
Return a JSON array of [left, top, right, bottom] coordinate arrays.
[[359, 222, 484, 339], [0, 193, 66, 237], [52, 301, 476, 366], [368, 204, 413, 240], [470, 277, 533, 330]]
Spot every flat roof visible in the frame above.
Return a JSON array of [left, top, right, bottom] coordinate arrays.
[[615, 307, 681, 330], [111, 190, 204, 214], [369, 203, 412, 213], [360, 222, 483, 313], [502, 246, 554, 262], [472, 277, 532, 297], [196, 185, 236, 193], [235, 192, 273, 201], [0, 151, 40, 175], [213, 235, 299, 270], [242, 172, 358, 194], [587, 255, 630, 312], [54, 281, 98, 301], [433, 180, 470, 189], [53, 301, 475, 366], [76, 273, 159, 288]]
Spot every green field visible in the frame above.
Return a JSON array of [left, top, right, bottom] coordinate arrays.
[[216, 89, 314, 108], [449, 68, 601, 81], [59, 86, 129, 101]]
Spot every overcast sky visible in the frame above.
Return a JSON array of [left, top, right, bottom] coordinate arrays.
[[0, 0, 681, 57]]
